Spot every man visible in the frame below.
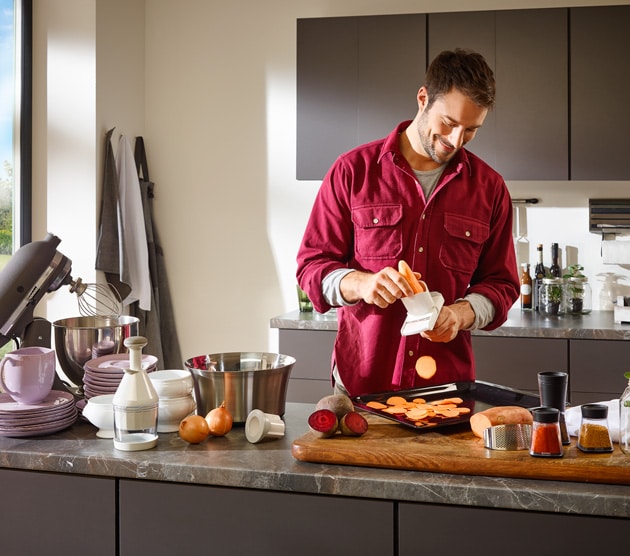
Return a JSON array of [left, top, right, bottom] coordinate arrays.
[[296, 49, 519, 397]]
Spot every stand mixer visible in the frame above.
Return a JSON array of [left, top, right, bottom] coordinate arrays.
[[0, 233, 129, 396]]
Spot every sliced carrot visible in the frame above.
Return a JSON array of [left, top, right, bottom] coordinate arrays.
[[415, 355, 437, 380], [398, 260, 424, 294]]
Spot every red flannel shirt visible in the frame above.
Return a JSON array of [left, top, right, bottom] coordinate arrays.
[[296, 121, 519, 396]]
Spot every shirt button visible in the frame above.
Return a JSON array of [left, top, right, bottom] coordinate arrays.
[[408, 350, 414, 357], [373, 218, 379, 224], [465, 230, 471, 237], [418, 246, 424, 253], [421, 214, 426, 220]]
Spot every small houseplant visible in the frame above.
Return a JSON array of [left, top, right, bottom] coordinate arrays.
[[563, 264, 586, 314], [540, 275, 564, 315]]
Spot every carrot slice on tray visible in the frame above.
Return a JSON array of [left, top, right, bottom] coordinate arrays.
[[415, 355, 437, 379]]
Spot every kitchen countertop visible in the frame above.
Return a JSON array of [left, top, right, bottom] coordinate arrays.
[[271, 307, 630, 340], [0, 402, 628, 519]]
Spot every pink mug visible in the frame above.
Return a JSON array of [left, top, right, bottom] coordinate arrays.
[[0, 346, 56, 404]]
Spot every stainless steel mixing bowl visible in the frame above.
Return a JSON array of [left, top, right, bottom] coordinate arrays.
[[185, 352, 296, 423], [53, 316, 139, 388]]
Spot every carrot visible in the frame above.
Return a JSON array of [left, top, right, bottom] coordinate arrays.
[[415, 355, 437, 380], [398, 260, 424, 294], [469, 406, 533, 438]]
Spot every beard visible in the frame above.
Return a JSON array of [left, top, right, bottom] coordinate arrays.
[[417, 111, 459, 165]]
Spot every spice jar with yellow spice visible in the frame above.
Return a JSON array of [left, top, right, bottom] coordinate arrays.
[[577, 404, 613, 453]]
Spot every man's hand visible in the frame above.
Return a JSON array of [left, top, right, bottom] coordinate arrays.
[[339, 268, 418, 309], [422, 300, 475, 342]]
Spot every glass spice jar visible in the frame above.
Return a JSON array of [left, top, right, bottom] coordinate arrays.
[[529, 407, 563, 458], [577, 403, 613, 453]]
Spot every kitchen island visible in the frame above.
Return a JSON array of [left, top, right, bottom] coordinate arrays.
[[0, 402, 627, 555]]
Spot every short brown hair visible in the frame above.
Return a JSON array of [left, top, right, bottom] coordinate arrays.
[[424, 49, 495, 109]]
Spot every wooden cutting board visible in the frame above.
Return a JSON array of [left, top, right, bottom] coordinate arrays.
[[292, 413, 630, 485]]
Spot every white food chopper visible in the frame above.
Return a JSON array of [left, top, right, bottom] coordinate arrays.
[[112, 336, 159, 451]]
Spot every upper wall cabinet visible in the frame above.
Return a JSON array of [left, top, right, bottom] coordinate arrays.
[[297, 7, 628, 181], [570, 5, 630, 180], [296, 14, 426, 180], [429, 9, 568, 180]]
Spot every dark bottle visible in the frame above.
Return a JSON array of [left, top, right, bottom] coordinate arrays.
[[549, 242, 561, 278], [533, 244, 546, 311]]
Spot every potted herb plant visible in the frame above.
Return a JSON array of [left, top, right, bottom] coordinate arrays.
[[563, 264, 587, 314], [540, 276, 564, 315]]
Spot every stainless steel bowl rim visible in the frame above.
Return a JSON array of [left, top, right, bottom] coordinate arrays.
[[53, 315, 140, 329]]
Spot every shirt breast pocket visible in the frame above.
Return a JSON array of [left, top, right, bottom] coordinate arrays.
[[352, 204, 403, 260], [439, 213, 489, 274]]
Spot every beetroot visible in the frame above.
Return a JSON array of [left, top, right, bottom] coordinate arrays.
[[315, 394, 354, 419], [308, 409, 338, 438], [339, 411, 368, 436]]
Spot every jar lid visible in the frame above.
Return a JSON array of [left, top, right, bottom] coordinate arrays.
[[531, 406, 559, 423], [542, 277, 563, 284], [581, 403, 608, 419]]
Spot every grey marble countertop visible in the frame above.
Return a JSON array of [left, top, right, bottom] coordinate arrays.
[[0, 402, 628, 519], [271, 307, 630, 340]]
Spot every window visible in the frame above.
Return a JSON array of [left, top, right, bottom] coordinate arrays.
[[0, 0, 31, 272]]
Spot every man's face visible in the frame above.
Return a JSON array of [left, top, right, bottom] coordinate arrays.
[[416, 87, 488, 165]]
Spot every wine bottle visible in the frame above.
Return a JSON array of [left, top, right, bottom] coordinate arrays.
[[520, 263, 532, 310], [549, 243, 561, 278], [533, 244, 546, 311]]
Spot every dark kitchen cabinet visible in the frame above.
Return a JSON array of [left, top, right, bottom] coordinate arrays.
[[399, 501, 627, 554], [570, 5, 630, 180], [280, 328, 336, 402], [0, 469, 116, 555], [296, 14, 426, 180], [569, 339, 629, 405], [472, 336, 567, 395], [298, 6, 630, 181], [429, 9, 569, 180], [119, 479, 394, 556]]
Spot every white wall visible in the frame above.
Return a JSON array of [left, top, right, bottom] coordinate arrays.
[[32, 0, 630, 367]]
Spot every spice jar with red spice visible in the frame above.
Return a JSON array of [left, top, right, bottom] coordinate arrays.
[[577, 404, 613, 453], [529, 407, 564, 458]]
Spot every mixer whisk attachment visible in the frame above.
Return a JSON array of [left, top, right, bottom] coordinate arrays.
[[69, 278, 123, 318]]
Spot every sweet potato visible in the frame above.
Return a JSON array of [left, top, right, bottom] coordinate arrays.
[[415, 355, 437, 380], [398, 260, 425, 294], [469, 406, 533, 438]]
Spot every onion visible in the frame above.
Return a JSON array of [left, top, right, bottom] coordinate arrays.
[[178, 415, 210, 444], [205, 401, 233, 437]]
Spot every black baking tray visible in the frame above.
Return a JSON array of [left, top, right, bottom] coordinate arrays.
[[353, 380, 540, 431]]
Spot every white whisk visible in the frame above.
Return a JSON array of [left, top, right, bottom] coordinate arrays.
[[68, 278, 123, 318]]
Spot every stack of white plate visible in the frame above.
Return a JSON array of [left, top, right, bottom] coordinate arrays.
[[83, 354, 158, 399], [0, 391, 78, 438]]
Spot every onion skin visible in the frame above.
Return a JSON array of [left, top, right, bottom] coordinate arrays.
[[205, 401, 233, 437]]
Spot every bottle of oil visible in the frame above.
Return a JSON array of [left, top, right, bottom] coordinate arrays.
[[520, 263, 532, 310]]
